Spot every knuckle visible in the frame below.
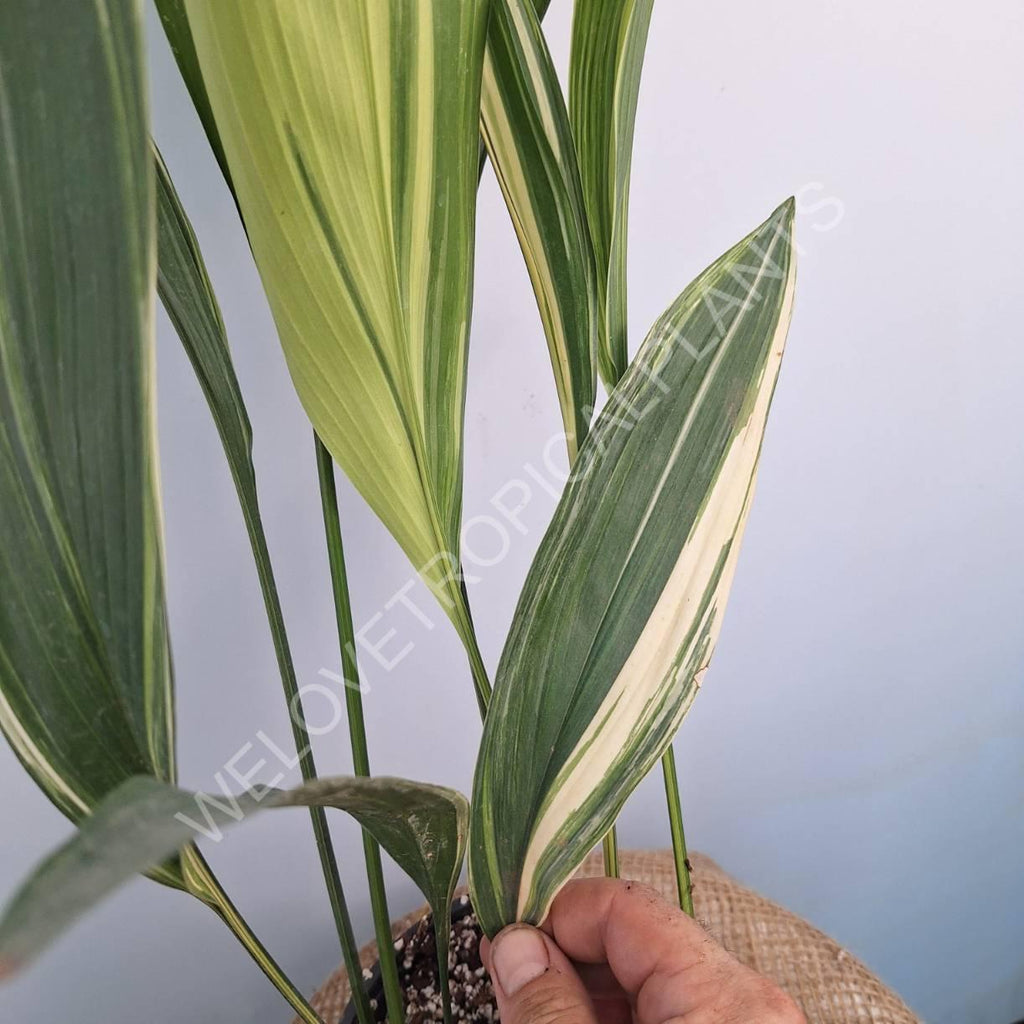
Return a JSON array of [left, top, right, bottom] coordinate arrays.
[[620, 880, 665, 905], [746, 981, 806, 1024], [614, 880, 678, 922]]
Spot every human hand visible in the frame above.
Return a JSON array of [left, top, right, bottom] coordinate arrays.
[[480, 877, 805, 1024]]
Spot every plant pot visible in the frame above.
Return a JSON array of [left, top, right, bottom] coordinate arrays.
[[311, 850, 920, 1024]]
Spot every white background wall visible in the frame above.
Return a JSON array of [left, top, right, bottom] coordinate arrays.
[[2, 2, 1022, 1022]]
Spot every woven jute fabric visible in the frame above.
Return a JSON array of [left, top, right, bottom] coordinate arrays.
[[299, 850, 918, 1024]]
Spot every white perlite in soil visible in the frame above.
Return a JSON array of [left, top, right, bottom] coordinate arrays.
[[374, 897, 499, 1024]]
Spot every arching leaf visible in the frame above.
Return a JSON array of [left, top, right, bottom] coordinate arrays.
[[0, 775, 468, 979]]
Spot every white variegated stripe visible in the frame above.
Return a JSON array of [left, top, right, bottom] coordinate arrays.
[[515, 222, 797, 919], [507, 0, 561, 156], [0, 687, 90, 821]]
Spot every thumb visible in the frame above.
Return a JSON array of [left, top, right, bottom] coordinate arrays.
[[482, 924, 597, 1024]]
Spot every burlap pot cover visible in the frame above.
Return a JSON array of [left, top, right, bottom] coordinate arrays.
[[299, 850, 919, 1024]]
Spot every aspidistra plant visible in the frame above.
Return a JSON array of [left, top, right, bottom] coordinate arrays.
[[0, 0, 799, 1019]]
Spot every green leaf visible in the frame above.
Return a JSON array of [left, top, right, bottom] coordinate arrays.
[[569, 0, 656, 388], [183, 1, 493, 707], [0, 0, 175, 823], [153, 0, 232, 189], [154, 145, 304, 760], [279, 777, 468, 956], [0, 775, 468, 979], [469, 200, 797, 935], [154, 147, 253, 507], [482, 0, 599, 462]]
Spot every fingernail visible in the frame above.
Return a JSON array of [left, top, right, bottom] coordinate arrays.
[[490, 926, 550, 996]]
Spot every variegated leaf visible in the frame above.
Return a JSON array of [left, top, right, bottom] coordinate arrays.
[[482, 0, 598, 461], [0, 775, 468, 979], [569, 0, 656, 388], [0, 0, 177, 853], [184, 1, 493, 707], [469, 200, 797, 935]]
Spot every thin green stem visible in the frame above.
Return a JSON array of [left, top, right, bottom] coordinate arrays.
[[433, 910, 454, 1024], [305, 801, 375, 1024], [233, 466, 361, 966], [602, 827, 620, 877], [661, 746, 694, 916], [180, 846, 326, 1024], [315, 435, 404, 1024]]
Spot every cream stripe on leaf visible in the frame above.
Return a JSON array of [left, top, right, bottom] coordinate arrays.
[[477, 0, 554, 181], [469, 200, 797, 935], [0, 0, 181, 886], [184, 1, 493, 707], [570, 0, 656, 389], [482, 0, 599, 463]]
